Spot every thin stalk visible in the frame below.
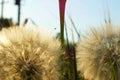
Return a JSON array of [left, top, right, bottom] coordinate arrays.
[[59, 0, 67, 46], [108, 53, 118, 80], [65, 23, 71, 80], [65, 22, 78, 80], [69, 15, 80, 39]]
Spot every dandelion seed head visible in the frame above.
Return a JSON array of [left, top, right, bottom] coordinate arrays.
[[77, 24, 120, 80], [0, 26, 62, 80]]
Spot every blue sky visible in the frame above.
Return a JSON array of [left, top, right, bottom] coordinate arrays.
[[0, 0, 120, 41]]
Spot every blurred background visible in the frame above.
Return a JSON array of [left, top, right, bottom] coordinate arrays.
[[0, 0, 120, 41]]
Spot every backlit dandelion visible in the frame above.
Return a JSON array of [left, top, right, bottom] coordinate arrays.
[[77, 24, 120, 80], [0, 26, 62, 80]]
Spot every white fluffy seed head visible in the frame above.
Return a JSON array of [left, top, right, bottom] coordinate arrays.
[[77, 24, 120, 80], [0, 26, 62, 80]]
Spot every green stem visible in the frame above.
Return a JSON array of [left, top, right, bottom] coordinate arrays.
[[108, 55, 118, 80]]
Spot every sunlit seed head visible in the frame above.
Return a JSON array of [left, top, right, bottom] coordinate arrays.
[[0, 26, 62, 80], [77, 24, 120, 80]]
